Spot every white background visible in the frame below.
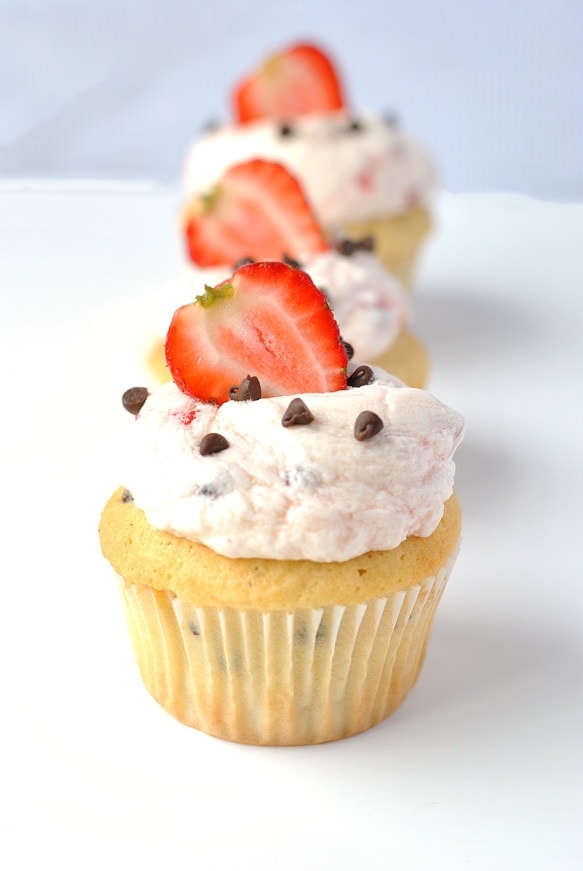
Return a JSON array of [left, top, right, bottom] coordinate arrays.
[[1, 0, 582, 199], [1, 3, 582, 869], [1, 186, 582, 870]]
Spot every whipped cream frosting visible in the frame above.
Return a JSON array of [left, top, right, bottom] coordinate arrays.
[[124, 365, 464, 562], [183, 111, 436, 226], [181, 250, 409, 362]]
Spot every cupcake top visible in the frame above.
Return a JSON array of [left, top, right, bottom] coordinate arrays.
[[123, 261, 463, 563], [184, 112, 436, 226], [123, 368, 463, 562], [179, 158, 409, 362], [183, 42, 436, 226]]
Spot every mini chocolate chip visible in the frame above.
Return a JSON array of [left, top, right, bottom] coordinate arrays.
[[281, 398, 314, 427], [358, 235, 375, 252], [354, 410, 384, 441], [188, 621, 200, 636], [296, 625, 309, 643], [122, 387, 149, 415], [346, 118, 363, 132], [283, 253, 302, 268], [233, 256, 255, 268], [198, 483, 219, 498], [347, 365, 374, 387], [341, 339, 354, 360], [228, 375, 261, 402], [121, 488, 134, 503], [278, 122, 294, 137], [199, 432, 230, 455], [336, 238, 356, 256]]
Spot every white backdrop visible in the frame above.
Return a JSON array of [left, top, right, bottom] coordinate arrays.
[[1, 0, 581, 200]]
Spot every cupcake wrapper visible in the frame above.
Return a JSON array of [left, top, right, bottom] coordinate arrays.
[[118, 548, 458, 745]]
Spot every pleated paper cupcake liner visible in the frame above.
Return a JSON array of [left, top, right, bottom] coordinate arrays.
[[117, 547, 458, 745]]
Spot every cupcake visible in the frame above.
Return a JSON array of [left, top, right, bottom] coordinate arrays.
[[149, 158, 428, 388], [183, 42, 436, 285], [99, 262, 464, 745]]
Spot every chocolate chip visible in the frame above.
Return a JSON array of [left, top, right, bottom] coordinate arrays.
[[197, 483, 219, 498], [199, 433, 230, 455], [283, 253, 302, 268], [122, 387, 149, 415], [278, 122, 294, 137], [345, 118, 363, 132], [336, 238, 356, 257], [121, 488, 134, 503], [233, 256, 255, 268], [347, 365, 374, 387], [335, 236, 375, 256], [281, 398, 314, 427], [228, 375, 261, 401], [341, 339, 354, 360], [188, 621, 200, 636], [358, 235, 375, 252], [354, 411, 384, 441]]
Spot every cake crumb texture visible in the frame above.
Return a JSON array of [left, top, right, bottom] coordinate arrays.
[[99, 489, 461, 610]]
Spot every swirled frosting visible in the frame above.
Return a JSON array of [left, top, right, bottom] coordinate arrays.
[[183, 111, 436, 226], [123, 365, 464, 562]]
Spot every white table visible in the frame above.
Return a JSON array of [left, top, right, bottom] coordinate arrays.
[[1, 182, 581, 870]]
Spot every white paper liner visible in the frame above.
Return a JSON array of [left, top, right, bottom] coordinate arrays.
[[117, 547, 458, 745]]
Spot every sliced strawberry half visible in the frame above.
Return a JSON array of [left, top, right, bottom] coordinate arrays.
[[165, 261, 348, 404], [183, 159, 329, 267], [233, 43, 345, 124]]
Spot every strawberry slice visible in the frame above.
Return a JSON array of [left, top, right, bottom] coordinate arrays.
[[165, 261, 348, 404], [183, 159, 329, 266], [233, 43, 345, 124]]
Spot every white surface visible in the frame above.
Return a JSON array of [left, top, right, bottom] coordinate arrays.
[[1, 183, 582, 869], [1, 0, 582, 200]]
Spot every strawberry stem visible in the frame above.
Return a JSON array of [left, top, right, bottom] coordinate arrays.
[[196, 282, 235, 308]]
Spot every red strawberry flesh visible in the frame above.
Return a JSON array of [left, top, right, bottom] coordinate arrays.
[[165, 262, 348, 404], [183, 159, 329, 267], [233, 43, 345, 124]]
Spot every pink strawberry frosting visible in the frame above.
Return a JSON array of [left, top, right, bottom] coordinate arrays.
[[123, 363, 464, 562]]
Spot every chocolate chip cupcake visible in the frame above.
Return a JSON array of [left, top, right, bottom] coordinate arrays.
[[99, 262, 463, 745]]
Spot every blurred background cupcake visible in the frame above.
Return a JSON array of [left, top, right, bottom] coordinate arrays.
[[148, 158, 429, 387], [183, 42, 437, 286]]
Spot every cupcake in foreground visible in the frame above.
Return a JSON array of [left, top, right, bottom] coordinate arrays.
[[183, 42, 437, 285], [149, 158, 429, 388], [99, 262, 464, 745]]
